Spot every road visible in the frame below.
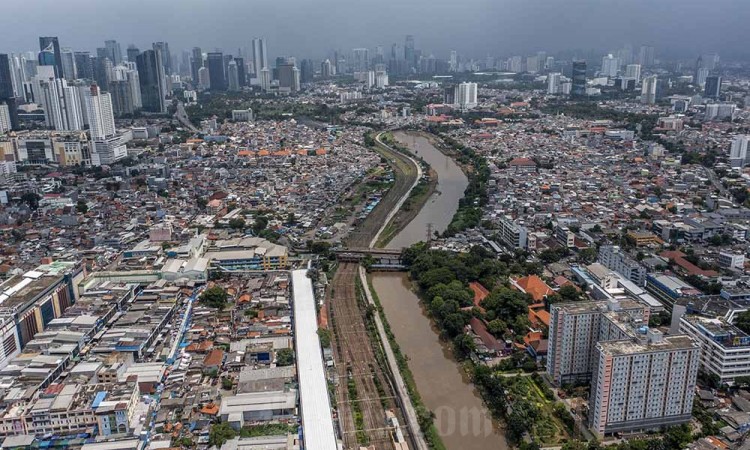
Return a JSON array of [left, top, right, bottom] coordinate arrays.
[[174, 101, 199, 133]]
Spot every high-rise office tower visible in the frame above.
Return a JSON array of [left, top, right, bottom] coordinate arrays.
[[0, 55, 14, 100], [278, 62, 297, 91], [638, 45, 655, 67], [449, 50, 457, 72], [190, 47, 203, 83], [152, 42, 172, 75], [404, 35, 415, 69], [624, 64, 641, 84], [60, 48, 76, 81], [704, 76, 722, 99], [206, 53, 227, 91], [85, 84, 116, 139], [0, 54, 19, 130], [547, 72, 562, 94], [136, 50, 166, 113], [227, 60, 240, 91], [180, 50, 190, 77], [105, 40, 123, 65], [601, 54, 619, 78], [259, 67, 271, 92], [300, 59, 314, 84], [320, 59, 332, 78], [223, 55, 234, 83], [38, 77, 83, 131], [0, 104, 11, 133], [252, 38, 267, 77], [234, 57, 246, 87], [351, 48, 369, 73], [126, 45, 140, 63], [526, 55, 539, 73], [641, 75, 657, 104], [571, 60, 587, 97], [74, 52, 94, 80], [38, 36, 63, 78]]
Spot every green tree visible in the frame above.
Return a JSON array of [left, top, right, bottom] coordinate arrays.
[[558, 285, 582, 302], [200, 286, 229, 310], [487, 319, 507, 337], [20, 192, 40, 210], [276, 348, 295, 366], [317, 328, 332, 348], [228, 217, 246, 230], [736, 310, 750, 335], [208, 423, 236, 447], [252, 215, 269, 234], [453, 333, 476, 359], [75, 200, 88, 214], [221, 377, 233, 390]]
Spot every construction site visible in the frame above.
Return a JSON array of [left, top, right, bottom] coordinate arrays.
[[327, 132, 421, 450]]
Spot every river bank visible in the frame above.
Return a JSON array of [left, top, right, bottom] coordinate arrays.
[[369, 130, 509, 450]]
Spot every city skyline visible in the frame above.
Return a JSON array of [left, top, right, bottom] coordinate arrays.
[[3, 0, 750, 61]]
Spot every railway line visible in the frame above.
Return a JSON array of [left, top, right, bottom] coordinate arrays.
[[328, 131, 420, 449]]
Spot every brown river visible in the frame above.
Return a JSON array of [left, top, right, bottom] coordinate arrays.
[[372, 132, 509, 450]]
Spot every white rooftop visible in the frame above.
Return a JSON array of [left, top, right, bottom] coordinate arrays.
[[292, 269, 337, 450]]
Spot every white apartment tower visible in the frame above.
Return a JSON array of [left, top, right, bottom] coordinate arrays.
[[730, 136, 750, 168], [589, 333, 699, 436], [625, 64, 641, 84], [601, 54, 619, 78], [86, 85, 116, 140], [39, 77, 84, 131], [547, 73, 562, 94], [454, 82, 477, 110]]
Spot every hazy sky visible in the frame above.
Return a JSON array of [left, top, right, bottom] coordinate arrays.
[[4, 0, 749, 61]]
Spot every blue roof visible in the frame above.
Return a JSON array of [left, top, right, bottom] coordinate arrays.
[[92, 391, 107, 409]]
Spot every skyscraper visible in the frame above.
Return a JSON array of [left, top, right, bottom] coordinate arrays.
[[152, 42, 172, 75], [252, 38, 267, 77], [136, 50, 166, 113], [259, 67, 271, 92], [641, 75, 657, 104], [571, 60, 587, 97], [638, 45, 655, 67], [600, 54, 619, 78], [0, 54, 19, 130], [227, 60, 240, 91], [320, 59, 332, 78], [60, 48, 76, 81], [126, 45, 140, 63], [351, 48, 369, 73], [404, 35, 415, 69], [547, 73, 562, 94], [704, 76, 722, 99], [234, 57, 246, 87], [624, 64, 641, 84], [449, 50, 457, 72], [589, 333, 699, 437], [38, 77, 83, 131], [74, 52, 94, 80], [300, 59, 314, 84], [104, 40, 123, 65], [206, 53, 227, 91], [454, 82, 477, 110], [695, 68, 709, 87], [38, 36, 63, 78], [278, 61, 297, 92], [0, 55, 14, 100], [190, 47, 203, 83], [86, 84, 116, 139]]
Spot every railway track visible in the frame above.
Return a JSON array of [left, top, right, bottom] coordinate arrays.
[[328, 132, 420, 449]]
